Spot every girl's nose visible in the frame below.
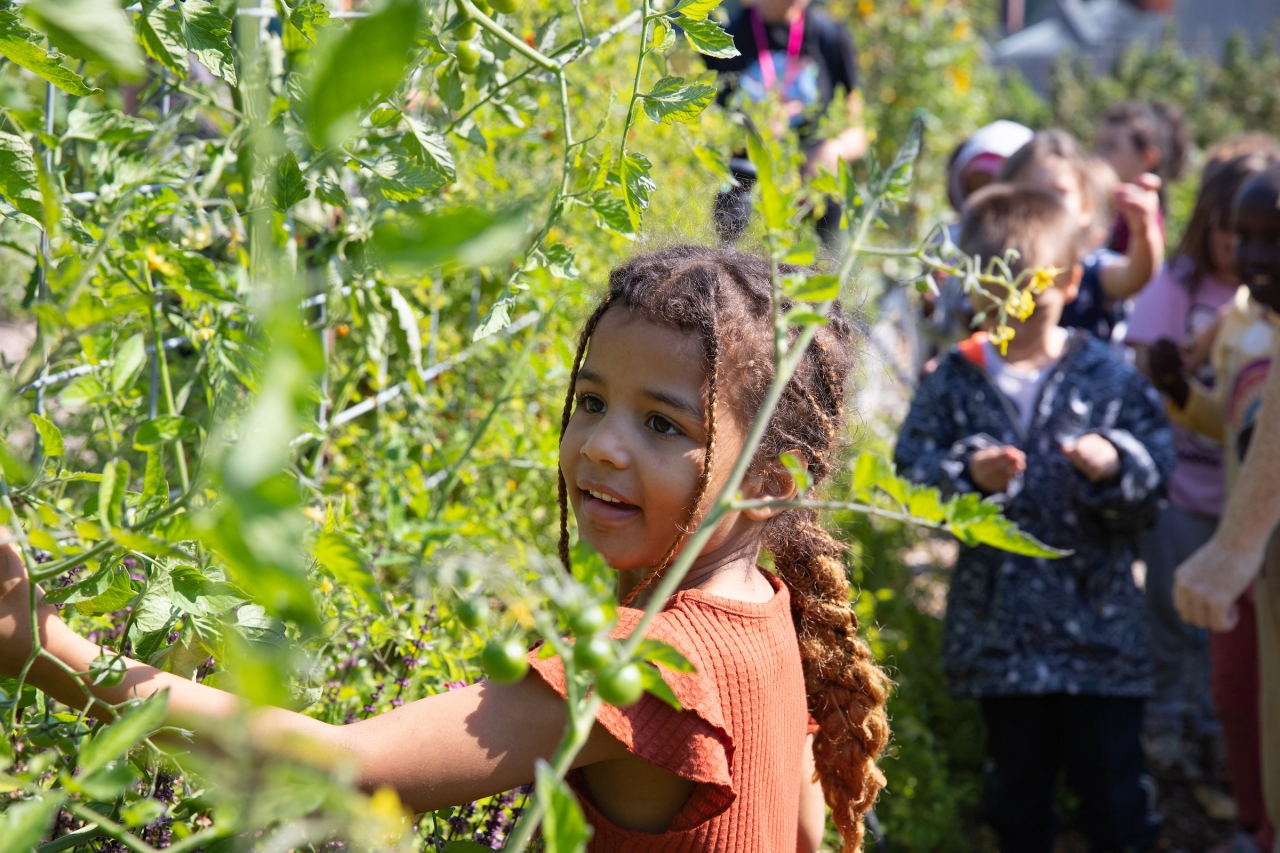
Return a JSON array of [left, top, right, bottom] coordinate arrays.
[[580, 417, 630, 469]]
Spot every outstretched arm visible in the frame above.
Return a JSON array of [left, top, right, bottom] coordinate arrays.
[[1176, 343, 1280, 630], [0, 536, 630, 814], [1099, 174, 1164, 300]]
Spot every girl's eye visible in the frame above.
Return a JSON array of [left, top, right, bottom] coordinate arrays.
[[579, 393, 605, 414], [646, 414, 681, 436]]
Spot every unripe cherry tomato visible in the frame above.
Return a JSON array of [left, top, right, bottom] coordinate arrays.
[[490, 0, 518, 13], [92, 654, 128, 687], [597, 662, 643, 707], [454, 18, 478, 40], [472, 0, 493, 15], [456, 42, 481, 73], [568, 604, 607, 637], [481, 638, 528, 684], [915, 279, 931, 293], [456, 598, 487, 629], [573, 635, 613, 672]]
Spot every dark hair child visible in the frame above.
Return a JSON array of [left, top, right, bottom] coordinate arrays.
[[0, 247, 889, 852], [1001, 129, 1164, 343], [895, 184, 1174, 853]]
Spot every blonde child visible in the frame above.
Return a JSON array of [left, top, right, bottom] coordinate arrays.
[[0, 247, 888, 852], [1000, 129, 1165, 343]]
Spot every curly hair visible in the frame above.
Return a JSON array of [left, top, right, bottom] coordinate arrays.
[[556, 245, 890, 851]]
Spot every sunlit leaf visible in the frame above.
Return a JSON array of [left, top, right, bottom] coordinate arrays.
[[636, 638, 696, 673], [273, 151, 310, 211], [136, 4, 188, 75], [59, 375, 105, 409], [371, 154, 447, 201], [24, 0, 144, 78], [641, 76, 717, 125], [638, 663, 682, 710], [784, 273, 839, 303], [315, 531, 388, 615], [179, 0, 237, 84], [111, 333, 147, 393], [403, 115, 457, 182], [535, 761, 592, 853], [618, 152, 655, 230], [780, 451, 811, 493], [674, 0, 722, 21], [97, 459, 129, 529], [28, 413, 63, 457], [0, 132, 44, 221], [945, 493, 1068, 558], [0, 794, 65, 853], [0, 9, 95, 95], [306, 0, 419, 146], [745, 129, 784, 232], [680, 18, 739, 58], [372, 204, 530, 270]]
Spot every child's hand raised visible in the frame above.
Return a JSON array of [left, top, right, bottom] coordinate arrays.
[[969, 445, 1026, 494], [1113, 173, 1161, 230], [0, 531, 41, 678], [1062, 434, 1121, 482]]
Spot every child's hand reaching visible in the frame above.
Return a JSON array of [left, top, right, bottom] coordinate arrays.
[[0, 532, 39, 677], [1148, 337, 1191, 409], [969, 445, 1026, 494], [1113, 173, 1162, 231], [1062, 434, 1121, 482]]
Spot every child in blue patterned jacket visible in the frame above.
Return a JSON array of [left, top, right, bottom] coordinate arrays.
[[895, 183, 1175, 853]]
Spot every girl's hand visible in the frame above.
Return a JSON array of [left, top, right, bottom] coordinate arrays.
[[969, 445, 1026, 494], [1148, 338, 1191, 408], [1113, 173, 1161, 230], [1062, 434, 1120, 482], [0, 530, 40, 678]]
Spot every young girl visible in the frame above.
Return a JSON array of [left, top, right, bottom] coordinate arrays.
[[0, 247, 889, 851], [1124, 152, 1267, 787], [1000, 130, 1164, 343], [1094, 101, 1190, 253]]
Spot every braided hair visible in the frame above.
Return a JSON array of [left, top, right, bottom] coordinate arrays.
[[555, 245, 889, 851]]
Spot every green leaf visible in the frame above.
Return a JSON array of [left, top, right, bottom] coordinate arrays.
[[945, 493, 1068, 558], [64, 108, 155, 144], [120, 798, 167, 829], [618, 152, 655, 231], [0, 132, 44, 221], [693, 143, 733, 184], [136, 4, 188, 75], [851, 450, 895, 502], [904, 484, 946, 524], [127, 566, 177, 660], [315, 531, 388, 615], [75, 566, 138, 615], [589, 193, 635, 238], [289, 1, 333, 43], [71, 762, 139, 800], [372, 204, 530, 270], [780, 451, 811, 493], [0, 10, 95, 95], [403, 115, 456, 182], [78, 691, 169, 775], [674, 0, 722, 21], [111, 333, 147, 393], [139, 449, 169, 518], [315, 175, 349, 206], [680, 18, 739, 58], [273, 151, 310, 211], [638, 663, 682, 710], [472, 293, 514, 341], [179, 0, 237, 84], [0, 794, 65, 853], [543, 243, 579, 280], [24, 0, 143, 78], [28, 413, 63, 457], [876, 115, 923, 202], [386, 286, 423, 378], [783, 273, 839, 303], [535, 761, 592, 853], [636, 638, 696, 673], [783, 307, 827, 328], [371, 154, 447, 201], [306, 0, 419, 147], [745, 129, 784, 232], [641, 76, 717, 125], [59, 375, 104, 409], [97, 459, 129, 529], [443, 843, 495, 853]]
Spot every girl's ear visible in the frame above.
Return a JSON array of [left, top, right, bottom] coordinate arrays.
[[742, 451, 807, 521]]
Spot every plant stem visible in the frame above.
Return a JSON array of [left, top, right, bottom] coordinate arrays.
[[145, 268, 190, 491], [458, 0, 557, 71]]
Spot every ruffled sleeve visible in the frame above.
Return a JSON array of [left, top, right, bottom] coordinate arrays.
[[527, 607, 737, 831]]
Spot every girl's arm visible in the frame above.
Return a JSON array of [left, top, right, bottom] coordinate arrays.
[[1099, 176, 1164, 300], [0, 538, 631, 814], [796, 733, 826, 853]]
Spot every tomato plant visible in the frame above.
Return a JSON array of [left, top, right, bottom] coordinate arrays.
[[0, 1, 1056, 850]]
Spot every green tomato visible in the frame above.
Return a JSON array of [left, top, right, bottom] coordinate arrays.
[[454, 18, 478, 40], [573, 635, 613, 672], [568, 604, 607, 637], [91, 654, 128, 687], [490, 0, 518, 13], [596, 662, 643, 707], [481, 638, 529, 684], [472, 0, 493, 15], [915, 278, 931, 293], [456, 41, 481, 74], [456, 597, 487, 629]]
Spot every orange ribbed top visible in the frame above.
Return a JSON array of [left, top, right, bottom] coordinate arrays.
[[529, 572, 809, 852]]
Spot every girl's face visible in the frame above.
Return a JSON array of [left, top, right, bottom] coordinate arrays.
[[1095, 124, 1152, 184], [559, 307, 772, 573]]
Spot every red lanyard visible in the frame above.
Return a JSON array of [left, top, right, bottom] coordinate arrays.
[[749, 7, 805, 93]]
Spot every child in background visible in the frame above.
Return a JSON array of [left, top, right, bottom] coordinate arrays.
[[1124, 152, 1273, 786], [895, 184, 1174, 853], [1001, 130, 1165, 343], [1151, 156, 1280, 853], [1095, 101, 1191, 253], [919, 120, 1036, 367], [0, 248, 891, 852]]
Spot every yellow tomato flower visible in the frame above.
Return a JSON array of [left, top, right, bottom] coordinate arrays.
[[990, 325, 1015, 355], [1029, 268, 1056, 293], [858, 0, 875, 15]]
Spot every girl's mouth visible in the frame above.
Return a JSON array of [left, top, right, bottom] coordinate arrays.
[[581, 488, 641, 522]]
